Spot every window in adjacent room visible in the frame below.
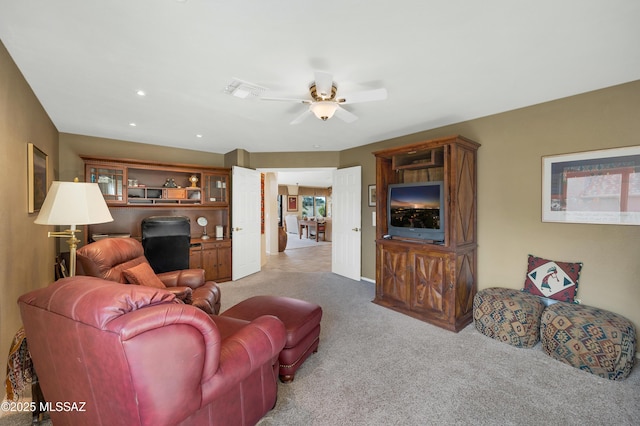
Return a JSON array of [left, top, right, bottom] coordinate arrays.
[[302, 196, 326, 218]]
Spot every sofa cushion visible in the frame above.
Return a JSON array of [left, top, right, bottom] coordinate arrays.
[[523, 254, 582, 302], [123, 262, 166, 289]]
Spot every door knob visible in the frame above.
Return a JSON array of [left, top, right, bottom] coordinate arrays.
[[352, 227, 360, 232], [234, 227, 243, 231]]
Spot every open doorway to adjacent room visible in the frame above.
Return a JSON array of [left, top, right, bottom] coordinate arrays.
[[259, 168, 334, 271]]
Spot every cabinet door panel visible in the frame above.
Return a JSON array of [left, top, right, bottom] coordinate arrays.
[[217, 246, 231, 281], [454, 250, 476, 318], [379, 245, 409, 307], [189, 247, 203, 269], [87, 165, 126, 204], [411, 251, 449, 317], [202, 248, 218, 281], [203, 173, 228, 204]]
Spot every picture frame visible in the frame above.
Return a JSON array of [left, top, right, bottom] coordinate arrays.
[[28, 142, 48, 213], [287, 195, 298, 211], [542, 145, 640, 225], [368, 184, 376, 207]]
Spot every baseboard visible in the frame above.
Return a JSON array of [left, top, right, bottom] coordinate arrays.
[[360, 276, 375, 284]]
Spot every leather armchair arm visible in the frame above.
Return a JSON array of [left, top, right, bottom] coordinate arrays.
[[158, 270, 221, 314], [158, 269, 205, 288], [202, 315, 286, 401], [166, 286, 193, 304]]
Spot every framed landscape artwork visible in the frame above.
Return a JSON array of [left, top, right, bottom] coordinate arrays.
[[28, 142, 48, 213], [542, 145, 640, 225]]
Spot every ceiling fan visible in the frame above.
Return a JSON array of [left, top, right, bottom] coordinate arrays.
[[261, 71, 388, 124]]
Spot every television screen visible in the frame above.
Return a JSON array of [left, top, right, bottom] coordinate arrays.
[[388, 182, 444, 241]]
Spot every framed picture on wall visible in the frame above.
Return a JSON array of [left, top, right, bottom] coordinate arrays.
[[287, 195, 298, 211], [28, 142, 48, 213], [542, 145, 640, 225], [368, 184, 376, 206]]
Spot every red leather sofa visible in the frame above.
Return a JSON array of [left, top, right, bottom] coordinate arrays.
[[77, 237, 221, 315], [18, 277, 286, 426]]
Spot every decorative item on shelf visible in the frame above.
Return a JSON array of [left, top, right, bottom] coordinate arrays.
[[163, 178, 177, 188], [34, 178, 114, 276], [197, 216, 210, 240], [189, 175, 199, 188], [215, 225, 223, 239]]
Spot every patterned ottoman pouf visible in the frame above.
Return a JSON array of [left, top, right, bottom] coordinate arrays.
[[541, 302, 636, 380], [473, 287, 545, 348]]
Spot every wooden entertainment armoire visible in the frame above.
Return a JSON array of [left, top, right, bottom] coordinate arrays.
[[373, 135, 480, 332]]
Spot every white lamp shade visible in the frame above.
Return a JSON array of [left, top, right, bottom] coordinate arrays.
[[34, 181, 113, 226], [310, 101, 338, 121]]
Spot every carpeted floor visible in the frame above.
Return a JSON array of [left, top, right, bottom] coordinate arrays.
[[284, 233, 331, 250], [218, 271, 640, 426], [4, 270, 638, 425]]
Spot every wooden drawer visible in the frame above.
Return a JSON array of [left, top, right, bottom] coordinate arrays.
[[165, 188, 186, 199]]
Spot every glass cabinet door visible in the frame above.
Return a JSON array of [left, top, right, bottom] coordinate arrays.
[[87, 165, 125, 204], [204, 173, 228, 204]]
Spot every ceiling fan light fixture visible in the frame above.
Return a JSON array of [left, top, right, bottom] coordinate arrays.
[[310, 101, 338, 121]]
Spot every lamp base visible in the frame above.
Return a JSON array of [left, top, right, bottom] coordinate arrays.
[[48, 228, 80, 277]]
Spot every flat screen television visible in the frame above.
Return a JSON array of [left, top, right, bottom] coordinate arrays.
[[387, 181, 445, 242]]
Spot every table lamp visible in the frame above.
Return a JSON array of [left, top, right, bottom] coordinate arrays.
[[34, 179, 113, 276]]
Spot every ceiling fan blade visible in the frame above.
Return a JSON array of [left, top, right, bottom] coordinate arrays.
[[338, 87, 388, 104], [314, 71, 334, 99], [290, 109, 313, 125], [334, 105, 358, 123]]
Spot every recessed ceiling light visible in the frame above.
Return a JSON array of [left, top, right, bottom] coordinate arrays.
[[196, 134, 203, 138], [313, 144, 321, 149], [129, 122, 137, 127], [136, 90, 146, 96]]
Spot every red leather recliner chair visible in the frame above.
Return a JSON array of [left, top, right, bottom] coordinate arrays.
[[77, 237, 221, 315], [18, 277, 286, 426]]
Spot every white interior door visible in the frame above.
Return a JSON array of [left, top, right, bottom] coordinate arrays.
[[232, 166, 261, 280], [332, 166, 362, 280]]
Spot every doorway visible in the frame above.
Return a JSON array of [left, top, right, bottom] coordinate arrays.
[[260, 168, 335, 267]]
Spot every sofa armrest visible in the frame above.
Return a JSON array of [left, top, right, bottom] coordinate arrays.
[[166, 286, 193, 304], [192, 283, 222, 315], [202, 315, 286, 401], [158, 269, 205, 288]]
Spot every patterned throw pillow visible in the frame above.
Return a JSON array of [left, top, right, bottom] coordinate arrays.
[[523, 254, 582, 303], [123, 263, 166, 289]]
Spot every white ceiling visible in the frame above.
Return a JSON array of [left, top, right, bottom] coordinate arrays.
[[1, 1, 639, 163]]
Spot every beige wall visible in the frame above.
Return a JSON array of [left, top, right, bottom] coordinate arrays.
[[58, 133, 226, 181], [249, 151, 340, 169], [1, 41, 59, 361], [343, 80, 640, 334]]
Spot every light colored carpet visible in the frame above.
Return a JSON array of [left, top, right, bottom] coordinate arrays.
[[284, 234, 331, 250], [218, 271, 640, 426], [4, 271, 638, 425]]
